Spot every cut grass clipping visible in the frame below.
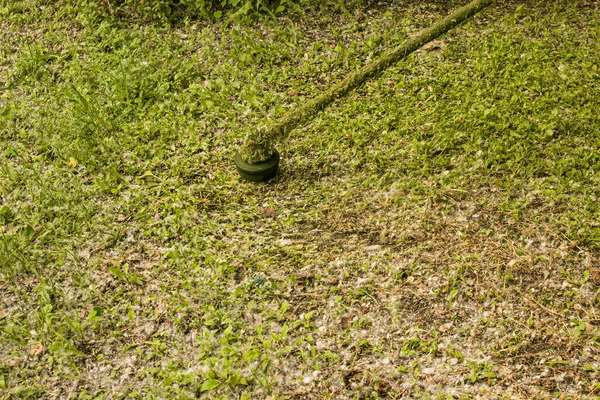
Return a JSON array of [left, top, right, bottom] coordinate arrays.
[[235, 0, 493, 180]]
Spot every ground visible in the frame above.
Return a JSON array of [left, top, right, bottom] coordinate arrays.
[[1, 0, 599, 398]]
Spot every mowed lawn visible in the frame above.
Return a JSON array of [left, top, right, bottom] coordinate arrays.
[[1, 0, 599, 398]]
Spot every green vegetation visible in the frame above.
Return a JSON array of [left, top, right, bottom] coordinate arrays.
[[37, 0, 291, 25], [1, 0, 599, 398]]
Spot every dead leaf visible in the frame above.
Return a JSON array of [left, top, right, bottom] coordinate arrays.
[[0, 309, 5, 319], [378, 380, 393, 393], [288, 89, 298, 97], [29, 343, 44, 356], [259, 207, 276, 217], [340, 315, 353, 329], [589, 268, 600, 285], [422, 40, 444, 51]]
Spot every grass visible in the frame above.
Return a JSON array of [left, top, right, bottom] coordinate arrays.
[[1, 0, 599, 398]]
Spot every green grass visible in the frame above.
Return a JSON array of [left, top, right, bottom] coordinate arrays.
[[1, 0, 599, 398]]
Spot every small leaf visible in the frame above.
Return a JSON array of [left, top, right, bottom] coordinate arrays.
[[481, 371, 496, 379], [89, 306, 103, 318], [281, 324, 289, 338], [24, 225, 35, 238], [279, 301, 289, 313], [304, 311, 314, 321], [275, 5, 285, 13], [129, 273, 144, 286], [470, 370, 477, 383], [66, 157, 78, 168], [228, 372, 240, 385], [546, 359, 569, 367], [243, 348, 261, 362], [200, 379, 220, 392]]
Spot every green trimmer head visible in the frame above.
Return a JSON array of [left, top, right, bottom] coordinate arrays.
[[234, 150, 280, 182]]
